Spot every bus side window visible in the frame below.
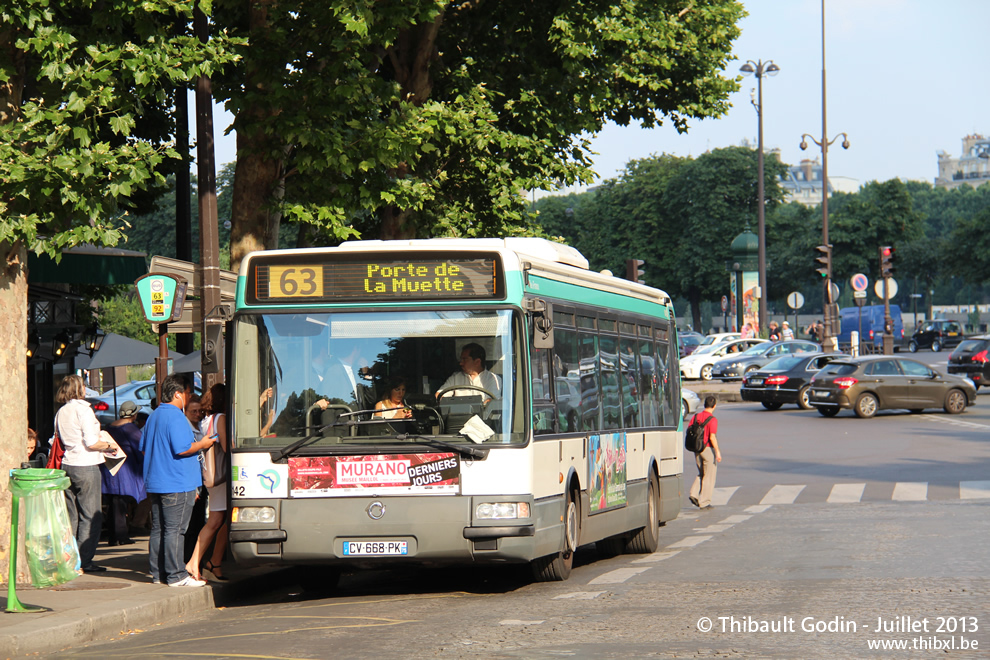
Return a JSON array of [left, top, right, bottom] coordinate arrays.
[[578, 331, 601, 432], [553, 326, 580, 433], [656, 326, 673, 426], [531, 346, 555, 436], [639, 336, 659, 427], [620, 336, 640, 428]]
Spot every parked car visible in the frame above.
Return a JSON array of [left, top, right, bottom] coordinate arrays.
[[90, 380, 156, 427], [908, 319, 964, 353], [711, 340, 819, 381], [682, 388, 702, 419], [807, 356, 976, 418], [947, 336, 990, 390], [699, 332, 741, 347], [678, 332, 704, 357], [740, 352, 846, 410], [679, 338, 768, 381]]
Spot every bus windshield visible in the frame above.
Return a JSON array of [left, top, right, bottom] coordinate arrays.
[[232, 309, 524, 449]]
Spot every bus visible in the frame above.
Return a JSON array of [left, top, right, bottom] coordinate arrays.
[[227, 238, 684, 584]]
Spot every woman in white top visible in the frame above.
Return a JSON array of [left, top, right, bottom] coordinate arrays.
[[186, 383, 229, 582], [56, 375, 120, 573], [374, 377, 412, 419]]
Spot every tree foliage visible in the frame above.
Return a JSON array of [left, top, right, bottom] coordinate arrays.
[[0, 0, 241, 259], [215, 0, 746, 268]]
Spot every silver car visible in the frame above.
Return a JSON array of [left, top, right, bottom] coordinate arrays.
[[90, 380, 156, 427], [681, 388, 701, 419]]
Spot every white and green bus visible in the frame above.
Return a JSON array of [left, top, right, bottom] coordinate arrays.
[[228, 238, 684, 583]]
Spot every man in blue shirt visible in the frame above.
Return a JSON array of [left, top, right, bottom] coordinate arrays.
[[140, 374, 215, 587]]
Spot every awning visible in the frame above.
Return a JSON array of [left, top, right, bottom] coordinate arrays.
[[171, 351, 202, 373], [75, 333, 183, 370], [28, 244, 147, 285]]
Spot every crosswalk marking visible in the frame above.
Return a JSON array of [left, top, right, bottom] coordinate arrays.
[[588, 567, 651, 584], [827, 483, 866, 503], [960, 481, 990, 499], [746, 505, 771, 513], [720, 514, 752, 524], [694, 524, 734, 533], [666, 535, 713, 549], [920, 414, 990, 430], [711, 486, 738, 506], [553, 591, 606, 600], [891, 482, 928, 501], [632, 550, 681, 564], [760, 484, 806, 505]]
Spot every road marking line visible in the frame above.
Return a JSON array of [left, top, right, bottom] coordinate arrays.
[[827, 483, 866, 503], [666, 535, 713, 549], [553, 591, 606, 600], [719, 515, 752, 524], [500, 619, 545, 625], [745, 505, 772, 513], [760, 484, 806, 505], [632, 550, 681, 564], [919, 414, 990, 429], [960, 481, 990, 499], [693, 524, 734, 533], [588, 567, 652, 584], [892, 481, 928, 501], [711, 486, 738, 506]]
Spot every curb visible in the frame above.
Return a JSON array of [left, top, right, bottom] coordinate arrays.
[[0, 585, 215, 657]]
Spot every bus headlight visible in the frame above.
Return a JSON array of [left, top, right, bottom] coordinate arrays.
[[232, 506, 276, 523], [475, 502, 530, 520]]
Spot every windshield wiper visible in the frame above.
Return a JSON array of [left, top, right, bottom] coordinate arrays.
[[394, 434, 488, 460]]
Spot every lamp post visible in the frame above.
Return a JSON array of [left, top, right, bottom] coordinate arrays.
[[799, 0, 848, 353], [740, 59, 779, 335]]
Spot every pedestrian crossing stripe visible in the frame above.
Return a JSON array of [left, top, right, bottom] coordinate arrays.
[[708, 481, 990, 505]]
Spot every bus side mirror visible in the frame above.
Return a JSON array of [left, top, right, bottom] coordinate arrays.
[[525, 298, 554, 349]]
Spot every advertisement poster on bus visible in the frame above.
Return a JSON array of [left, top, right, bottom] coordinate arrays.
[[588, 432, 627, 513], [288, 453, 460, 497]]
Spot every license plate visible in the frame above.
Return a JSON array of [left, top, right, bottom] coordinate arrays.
[[342, 540, 408, 556], [748, 378, 764, 386], [812, 389, 829, 397]]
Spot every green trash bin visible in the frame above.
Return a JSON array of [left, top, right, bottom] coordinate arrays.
[[7, 468, 80, 613]]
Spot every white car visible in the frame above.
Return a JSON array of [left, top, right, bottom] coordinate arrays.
[[700, 332, 741, 346], [681, 388, 701, 419], [679, 338, 769, 381]]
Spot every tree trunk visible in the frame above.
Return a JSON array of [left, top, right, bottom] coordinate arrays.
[[379, 13, 444, 240], [689, 289, 703, 334], [227, 0, 285, 273], [0, 241, 29, 583]]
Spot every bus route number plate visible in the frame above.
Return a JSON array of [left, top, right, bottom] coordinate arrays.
[[342, 540, 408, 556]]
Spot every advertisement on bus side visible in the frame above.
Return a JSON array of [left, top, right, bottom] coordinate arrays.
[[588, 432, 627, 513]]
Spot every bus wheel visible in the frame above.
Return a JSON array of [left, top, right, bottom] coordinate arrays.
[[297, 565, 342, 594], [532, 490, 578, 581], [626, 473, 660, 554]]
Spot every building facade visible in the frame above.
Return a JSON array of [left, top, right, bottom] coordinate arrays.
[[935, 134, 990, 189]]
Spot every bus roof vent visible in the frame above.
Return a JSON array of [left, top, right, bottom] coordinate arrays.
[[502, 238, 589, 270]]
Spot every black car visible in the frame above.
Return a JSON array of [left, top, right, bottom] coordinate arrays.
[[740, 352, 846, 410], [948, 336, 990, 390], [908, 319, 964, 353], [807, 356, 977, 418]]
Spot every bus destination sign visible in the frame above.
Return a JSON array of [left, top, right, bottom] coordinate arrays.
[[250, 254, 502, 303]]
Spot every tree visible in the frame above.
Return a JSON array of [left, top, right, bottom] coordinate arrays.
[[0, 0, 238, 579], [215, 0, 746, 270], [657, 147, 787, 329]]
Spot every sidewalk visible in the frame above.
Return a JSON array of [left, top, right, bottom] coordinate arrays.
[[0, 534, 288, 657]]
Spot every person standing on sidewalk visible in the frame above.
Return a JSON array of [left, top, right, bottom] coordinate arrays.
[[102, 401, 146, 546], [688, 396, 722, 511], [186, 383, 230, 582], [56, 375, 121, 573], [140, 374, 215, 587]]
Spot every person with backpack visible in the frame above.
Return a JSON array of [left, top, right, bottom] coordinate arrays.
[[687, 395, 722, 510]]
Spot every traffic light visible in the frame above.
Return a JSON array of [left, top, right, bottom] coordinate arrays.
[[879, 245, 894, 278], [814, 244, 832, 279], [625, 259, 645, 283]]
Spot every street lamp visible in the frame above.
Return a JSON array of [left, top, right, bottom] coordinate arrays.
[[740, 59, 779, 334], [799, 0, 849, 353]]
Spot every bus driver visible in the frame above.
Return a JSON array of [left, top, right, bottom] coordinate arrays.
[[437, 342, 501, 400]]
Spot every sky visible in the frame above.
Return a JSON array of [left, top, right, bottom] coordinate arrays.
[[209, 0, 990, 193]]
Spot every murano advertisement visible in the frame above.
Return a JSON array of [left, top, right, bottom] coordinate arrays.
[[588, 432, 627, 513], [288, 453, 460, 497]]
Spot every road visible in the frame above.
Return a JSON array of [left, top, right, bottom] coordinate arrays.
[[53, 391, 990, 659]]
